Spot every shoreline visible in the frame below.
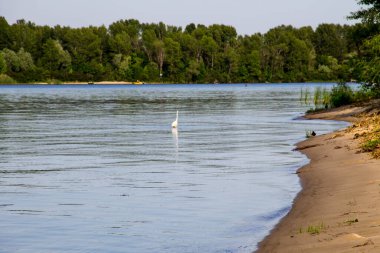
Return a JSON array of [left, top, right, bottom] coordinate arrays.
[[256, 104, 380, 252], [0, 81, 352, 86]]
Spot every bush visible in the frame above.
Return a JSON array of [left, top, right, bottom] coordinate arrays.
[[362, 139, 380, 152], [46, 78, 62, 84], [354, 89, 372, 102], [0, 74, 16, 84], [330, 84, 354, 108], [361, 83, 380, 99]]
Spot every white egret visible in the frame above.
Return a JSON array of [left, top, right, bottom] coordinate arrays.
[[171, 110, 178, 128]]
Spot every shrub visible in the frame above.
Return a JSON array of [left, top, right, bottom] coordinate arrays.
[[330, 84, 354, 107], [362, 139, 380, 152], [46, 78, 62, 84], [0, 74, 16, 84]]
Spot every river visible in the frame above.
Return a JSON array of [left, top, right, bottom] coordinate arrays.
[[0, 83, 347, 253]]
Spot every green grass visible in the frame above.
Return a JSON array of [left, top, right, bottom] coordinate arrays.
[[307, 223, 324, 235], [300, 86, 330, 111], [298, 222, 325, 235], [349, 114, 380, 159], [362, 139, 380, 152]]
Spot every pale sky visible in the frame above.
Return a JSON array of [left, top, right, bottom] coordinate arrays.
[[0, 0, 359, 35]]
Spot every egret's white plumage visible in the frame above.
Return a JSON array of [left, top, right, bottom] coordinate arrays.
[[171, 110, 178, 128]]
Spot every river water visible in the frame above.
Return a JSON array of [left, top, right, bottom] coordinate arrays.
[[0, 84, 346, 253]]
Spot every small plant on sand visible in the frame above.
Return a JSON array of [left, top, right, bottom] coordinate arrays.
[[362, 139, 380, 158], [348, 114, 380, 159], [298, 222, 326, 235], [363, 115, 380, 158], [362, 139, 380, 152], [344, 218, 359, 225], [306, 222, 325, 235]]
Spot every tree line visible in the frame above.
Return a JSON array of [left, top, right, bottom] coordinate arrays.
[[0, 1, 379, 84]]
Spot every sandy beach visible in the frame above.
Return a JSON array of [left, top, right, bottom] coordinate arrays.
[[256, 104, 380, 252]]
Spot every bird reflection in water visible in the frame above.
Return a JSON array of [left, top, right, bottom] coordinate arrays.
[[172, 127, 179, 161]]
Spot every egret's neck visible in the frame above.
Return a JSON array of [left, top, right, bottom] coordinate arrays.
[[176, 111, 178, 120]]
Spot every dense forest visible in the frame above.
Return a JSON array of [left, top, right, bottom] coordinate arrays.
[[0, 0, 380, 84]]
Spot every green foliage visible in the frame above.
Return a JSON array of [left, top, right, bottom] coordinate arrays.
[[41, 39, 71, 77], [314, 24, 347, 61], [0, 53, 6, 74], [313, 87, 322, 107], [17, 48, 34, 71], [348, 1, 380, 95], [0, 74, 15, 84], [300, 87, 312, 106], [46, 78, 63, 84], [304, 222, 325, 235], [142, 62, 159, 81], [362, 139, 380, 152], [301, 86, 331, 111], [0, 11, 374, 84], [349, 0, 380, 24], [355, 34, 380, 97], [330, 84, 354, 107], [2, 48, 20, 72]]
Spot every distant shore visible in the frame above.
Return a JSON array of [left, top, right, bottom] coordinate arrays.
[[0, 81, 349, 86], [256, 103, 380, 252]]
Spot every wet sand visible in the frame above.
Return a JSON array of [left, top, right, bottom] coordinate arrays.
[[256, 105, 380, 252]]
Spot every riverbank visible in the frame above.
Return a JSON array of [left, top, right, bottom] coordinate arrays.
[[256, 103, 380, 252]]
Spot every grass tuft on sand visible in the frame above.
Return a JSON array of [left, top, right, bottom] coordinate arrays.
[[347, 113, 380, 158]]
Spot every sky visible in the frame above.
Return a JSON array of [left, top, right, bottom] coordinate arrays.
[[0, 0, 359, 35]]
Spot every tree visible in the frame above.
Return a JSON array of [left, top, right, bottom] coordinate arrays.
[[200, 36, 217, 69], [185, 60, 200, 82], [142, 62, 159, 81], [109, 19, 141, 50], [112, 53, 132, 80], [184, 23, 196, 34], [0, 17, 10, 50], [247, 50, 262, 81], [109, 31, 132, 55], [2, 48, 20, 72], [236, 34, 263, 82], [164, 37, 183, 81], [349, 0, 380, 24], [17, 47, 34, 71], [349, 0, 380, 95], [62, 27, 103, 80], [0, 15, 374, 84], [141, 28, 157, 62], [314, 24, 347, 62], [0, 53, 6, 74], [358, 34, 380, 93], [41, 39, 71, 78], [224, 46, 239, 81], [9, 19, 37, 55], [153, 39, 165, 77]]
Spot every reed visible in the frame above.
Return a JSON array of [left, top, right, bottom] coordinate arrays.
[[300, 86, 331, 110]]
